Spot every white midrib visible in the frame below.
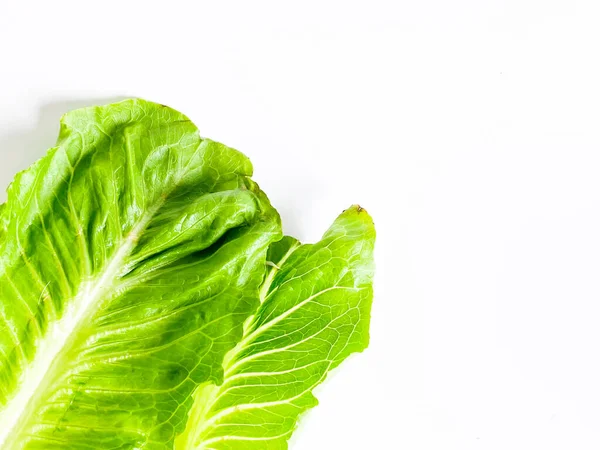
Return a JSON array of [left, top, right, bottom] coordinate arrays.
[[258, 240, 300, 304], [0, 208, 158, 449]]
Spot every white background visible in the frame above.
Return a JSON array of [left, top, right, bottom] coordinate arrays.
[[1, 1, 600, 449]]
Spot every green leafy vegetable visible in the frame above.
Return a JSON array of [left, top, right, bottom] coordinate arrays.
[[0, 99, 375, 450], [0, 100, 281, 449], [175, 206, 375, 449]]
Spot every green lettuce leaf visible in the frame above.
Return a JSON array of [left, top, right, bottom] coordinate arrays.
[[0, 100, 281, 449], [176, 206, 375, 449]]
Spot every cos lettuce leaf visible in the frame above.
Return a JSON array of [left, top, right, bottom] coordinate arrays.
[[176, 206, 375, 449], [0, 100, 281, 449], [0, 99, 375, 450]]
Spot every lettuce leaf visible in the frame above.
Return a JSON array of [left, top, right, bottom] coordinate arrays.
[[0, 99, 375, 450], [0, 100, 281, 449], [175, 206, 375, 449]]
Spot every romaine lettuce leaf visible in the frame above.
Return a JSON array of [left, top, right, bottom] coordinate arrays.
[[0, 100, 281, 449], [175, 206, 375, 449]]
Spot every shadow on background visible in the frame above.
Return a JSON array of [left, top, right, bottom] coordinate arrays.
[[0, 97, 129, 201]]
